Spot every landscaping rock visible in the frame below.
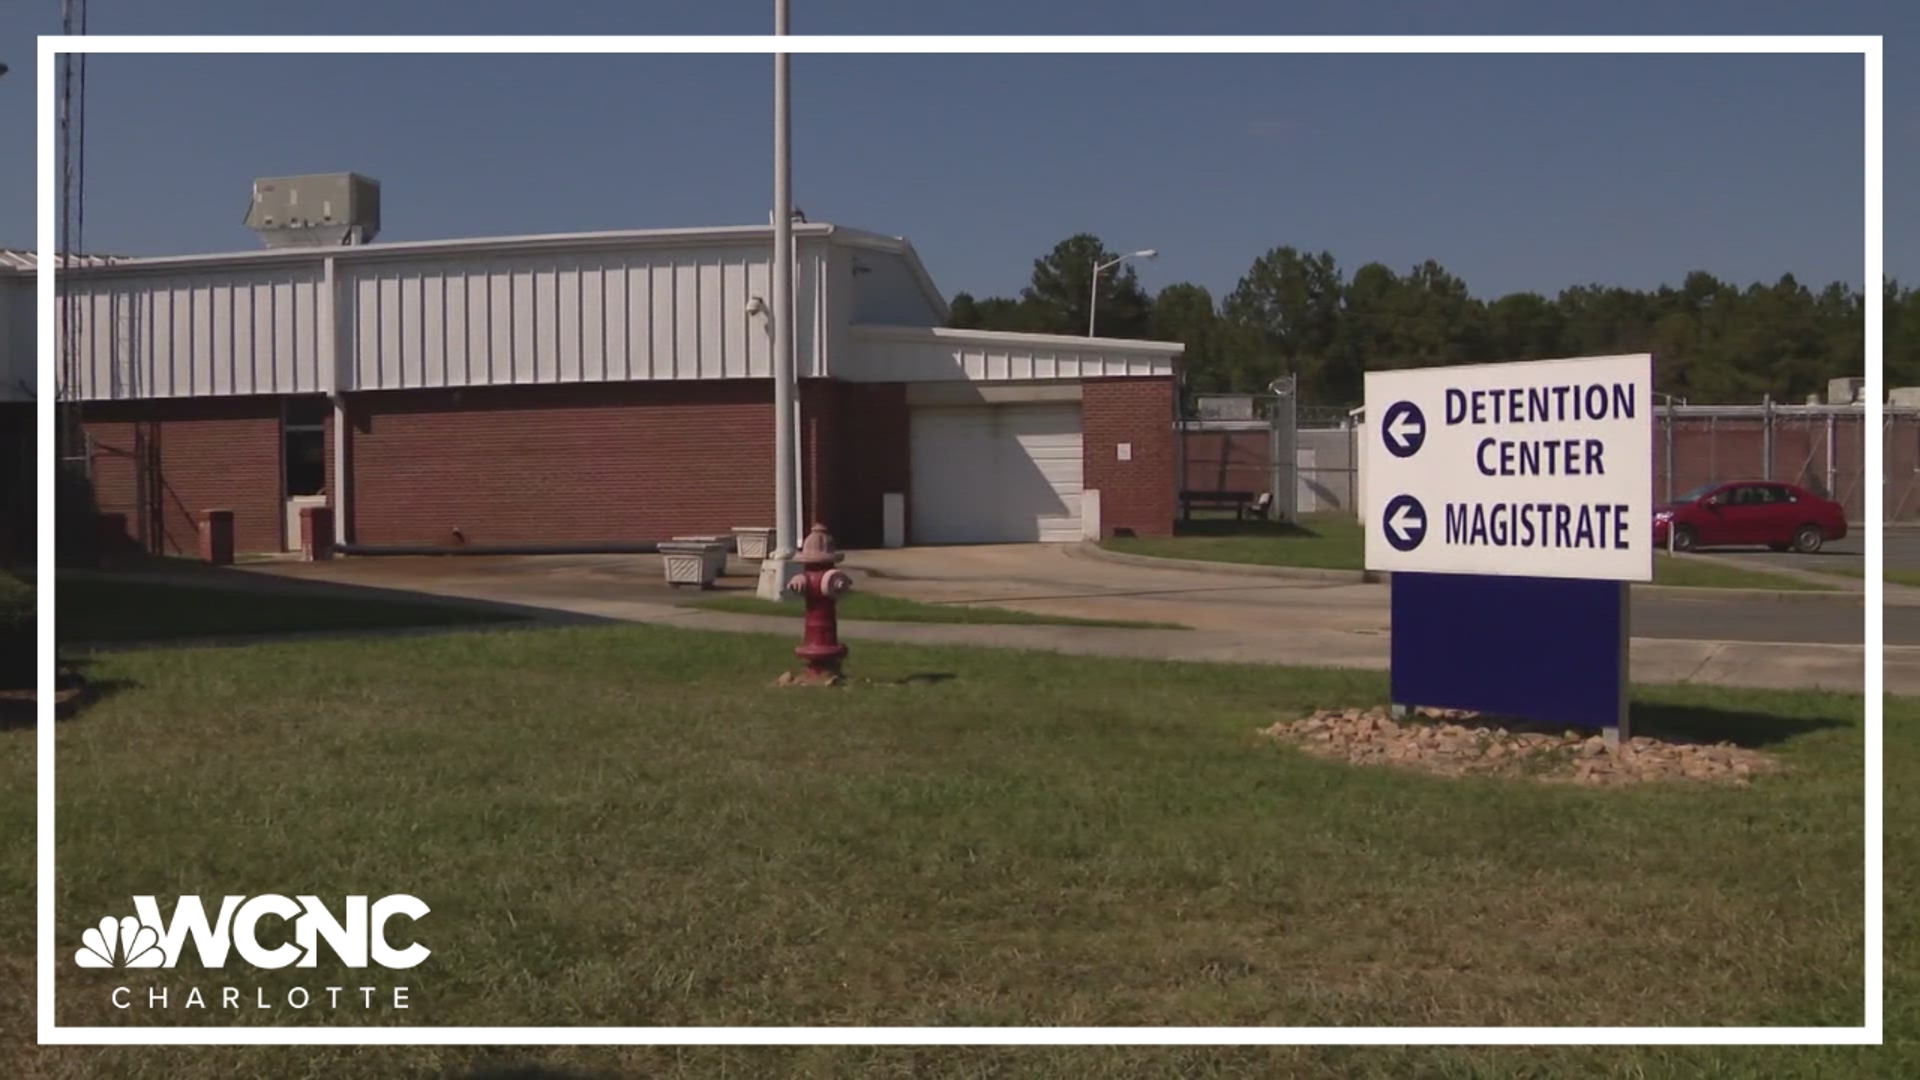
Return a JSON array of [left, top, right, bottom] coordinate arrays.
[[1257, 706, 1781, 787]]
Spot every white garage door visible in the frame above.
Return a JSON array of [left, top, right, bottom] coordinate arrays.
[[910, 403, 1084, 544]]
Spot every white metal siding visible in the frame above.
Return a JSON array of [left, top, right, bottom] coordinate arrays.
[[910, 403, 1084, 544], [847, 325, 1178, 383], [62, 268, 329, 400], [57, 235, 841, 401], [345, 242, 827, 390], [0, 278, 32, 401]]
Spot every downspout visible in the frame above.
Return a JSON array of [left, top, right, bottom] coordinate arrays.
[[792, 230, 806, 538], [324, 254, 348, 548]]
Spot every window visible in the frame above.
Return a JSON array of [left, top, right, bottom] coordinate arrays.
[[284, 397, 328, 498]]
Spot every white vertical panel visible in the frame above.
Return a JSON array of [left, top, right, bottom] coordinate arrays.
[[373, 274, 400, 387], [168, 284, 192, 395], [264, 278, 289, 393], [232, 278, 256, 394], [531, 265, 555, 382], [440, 270, 463, 387], [580, 261, 604, 381], [422, 271, 446, 388], [105, 289, 123, 399], [487, 268, 512, 386], [351, 278, 375, 390], [700, 259, 726, 378], [746, 258, 770, 377], [621, 260, 645, 380], [508, 266, 533, 384], [134, 291, 151, 398], [793, 248, 815, 379], [675, 260, 700, 378], [294, 276, 318, 392], [208, 283, 232, 395], [557, 263, 581, 382], [615, 260, 637, 380], [83, 290, 107, 399], [396, 273, 419, 388], [721, 259, 746, 379], [461, 270, 484, 386], [649, 262, 674, 380]]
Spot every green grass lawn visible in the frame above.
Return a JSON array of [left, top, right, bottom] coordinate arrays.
[[1825, 565, 1920, 587], [689, 590, 1186, 630], [53, 574, 524, 644], [1108, 514, 1368, 571], [0, 572, 30, 692], [1649, 554, 1835, 590], [0, 618, 1883, 1078], [1106, 515, 1832, 591]]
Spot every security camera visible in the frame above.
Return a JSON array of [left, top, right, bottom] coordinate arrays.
[[745, 297, 767, 317]]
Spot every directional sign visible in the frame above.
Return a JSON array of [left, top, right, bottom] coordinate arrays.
[[1382, 494, 1427, 551], [1364, 353, 1653, 582], [1380, 400, 1426, 458]]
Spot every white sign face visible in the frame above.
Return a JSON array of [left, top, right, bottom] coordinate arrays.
[[1363, 353, 1653, 582]]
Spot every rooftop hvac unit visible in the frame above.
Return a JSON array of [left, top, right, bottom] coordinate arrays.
[[245, 173, 380, 248], [1826, 376, 1865, 405]]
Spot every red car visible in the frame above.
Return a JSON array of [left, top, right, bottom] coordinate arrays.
[[1651, 480, 1849, 553]]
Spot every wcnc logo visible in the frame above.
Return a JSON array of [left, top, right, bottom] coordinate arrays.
[[74, 895, 430, 971]]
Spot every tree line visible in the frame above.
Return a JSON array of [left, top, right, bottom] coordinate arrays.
[[948, 233, 1885, 409]]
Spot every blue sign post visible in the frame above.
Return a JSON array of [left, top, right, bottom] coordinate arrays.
[[1364, 355, 1653, 748]]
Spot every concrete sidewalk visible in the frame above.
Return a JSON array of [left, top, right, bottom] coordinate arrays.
[[524, 595, 1876, 695], [77, 569, 1879, 696], [56, 555, 1890, 696]]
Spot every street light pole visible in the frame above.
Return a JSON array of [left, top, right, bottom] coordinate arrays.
[[1088, 248, 1157, 337]]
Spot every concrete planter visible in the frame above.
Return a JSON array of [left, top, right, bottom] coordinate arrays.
[[732, 526, 774, 561], [663, 538, 729, 586]]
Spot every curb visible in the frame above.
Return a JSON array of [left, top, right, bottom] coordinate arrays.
[[1075, 543, 1864, 602], [1072, 542, 1378, 584], [1632, 585, 1861, 603]]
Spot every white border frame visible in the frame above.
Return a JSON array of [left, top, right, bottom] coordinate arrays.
[[36, 34, 1883, 1047]]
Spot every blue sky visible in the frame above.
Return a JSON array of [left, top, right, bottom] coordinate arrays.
[[0, 0, 1910, 307]]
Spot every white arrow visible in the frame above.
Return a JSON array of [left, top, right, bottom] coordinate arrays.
[[1388, 503, 1424, 543], [1387, 408, 1423, 450]]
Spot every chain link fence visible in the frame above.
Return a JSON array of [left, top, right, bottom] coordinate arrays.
[[1180, 398, 1895, 526]]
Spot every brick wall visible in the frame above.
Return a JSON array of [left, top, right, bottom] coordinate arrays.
[[345, 381, 779, 546], [68, 376, 1174, 554], [826, 381, 908, 548], [1082, 376, 1176, 538], [0, 403, 31, 563], [84, 397, 286, 556]]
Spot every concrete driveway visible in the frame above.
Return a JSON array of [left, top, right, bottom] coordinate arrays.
[[240, 542, 1891, 695], [840, 543, 1881, 646]]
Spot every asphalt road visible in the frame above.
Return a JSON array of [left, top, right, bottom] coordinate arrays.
[[1631, 592, 1875, 646]]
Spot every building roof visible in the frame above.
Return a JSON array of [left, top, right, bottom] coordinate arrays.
[[0, 249, 132, 274], [39, 222, 952, 322]]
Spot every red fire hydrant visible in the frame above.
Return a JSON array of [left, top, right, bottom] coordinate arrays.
[[786, 523, 853, 683]]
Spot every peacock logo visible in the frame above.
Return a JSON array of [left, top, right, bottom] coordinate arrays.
[[75, 915, 166, 969]]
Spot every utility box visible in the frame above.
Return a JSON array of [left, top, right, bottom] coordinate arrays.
[[245, 173, 381, 248]]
